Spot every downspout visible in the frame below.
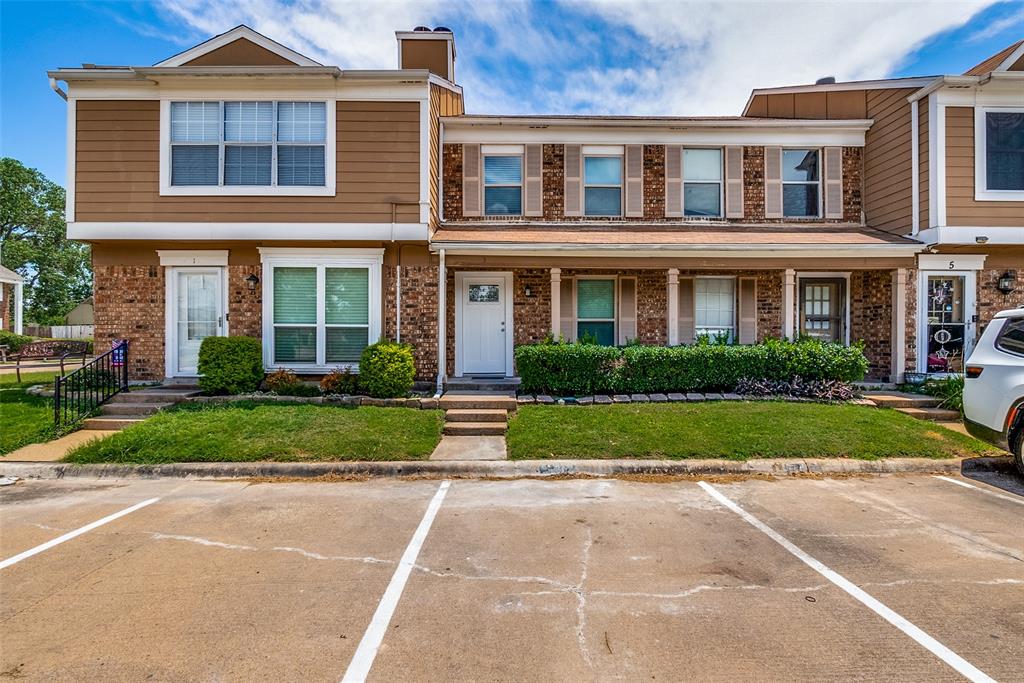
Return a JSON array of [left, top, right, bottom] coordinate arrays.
[[910, 98, 920, 237], [435, 248, 446, 397], [49, 77, 67, 101], [395, 255, 401, 344]]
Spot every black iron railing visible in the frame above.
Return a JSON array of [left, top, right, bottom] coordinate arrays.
[[54, 339, 129, 431]]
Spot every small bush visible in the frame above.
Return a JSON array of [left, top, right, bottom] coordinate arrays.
[[515, 338, 869, 395], [922, 375, 964, 413], [359, 341, 415, 398], [320, 368, 360, 395], [262, 369, 320, 396], [735, 377, 855, 401], [197, 336, 263, 395], [0, 330, 34, 352]]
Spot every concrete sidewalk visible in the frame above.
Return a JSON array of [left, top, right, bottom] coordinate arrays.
[[1, 430, 116, 462]]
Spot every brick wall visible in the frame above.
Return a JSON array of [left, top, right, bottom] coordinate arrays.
[[1, 283, 10, 331], [850, 270, 893, 381], [94, 264, 165, 380], [442, 142, 863, 224], [228, 265, 262, 338], [978, 268, 1024, 336], [385, 265, 440, 381]]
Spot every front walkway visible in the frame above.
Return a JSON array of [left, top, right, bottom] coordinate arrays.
[[1, 430, 116, 462]]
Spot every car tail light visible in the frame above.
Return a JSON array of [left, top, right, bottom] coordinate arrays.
[[965, 366, 984, 378]]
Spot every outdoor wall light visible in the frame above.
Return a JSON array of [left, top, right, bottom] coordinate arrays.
[[997, 271, 1016, 295], [524, 285, 534, 297], [246, 273, 260, 291]]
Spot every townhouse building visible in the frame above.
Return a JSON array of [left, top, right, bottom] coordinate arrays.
[[47, 27, 1023, 389]]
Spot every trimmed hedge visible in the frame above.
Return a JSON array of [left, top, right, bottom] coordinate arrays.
[[515, 338, 869, 395], [197, 336, 264, 395], [358, 341, 415, 398], [0, 330, 34, 352]]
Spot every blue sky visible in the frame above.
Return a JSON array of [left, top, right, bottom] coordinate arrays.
[[2, 0, 1022, 187]]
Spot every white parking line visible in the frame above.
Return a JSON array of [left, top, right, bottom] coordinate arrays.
[[698, 482, 995, 683], [0, 497, 160, 570], [933, 475, 1024, 506], [341, 481, 451, 683]]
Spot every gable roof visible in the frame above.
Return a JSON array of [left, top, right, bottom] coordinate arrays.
[[963, 39, 1024, 76], [154, 25, 321, 68], [0, 265, 23, 284]]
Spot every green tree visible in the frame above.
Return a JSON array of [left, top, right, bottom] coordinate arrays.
[[0, 157, 91, 325]]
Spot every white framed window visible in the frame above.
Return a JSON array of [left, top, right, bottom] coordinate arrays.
[[584, 154, 623, 216], [782, 148, 821, 218], [259, 249, 382, 370], [694, 277, 735, 341], [483, 153, 523, 215], [575, 277, 616, 345], [160, 100, 335, 196], [975, 107, 1024, 201], [683, 148, 723, 217]]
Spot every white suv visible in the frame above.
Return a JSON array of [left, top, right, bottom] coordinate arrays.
[[963, 307, 1024, 475]]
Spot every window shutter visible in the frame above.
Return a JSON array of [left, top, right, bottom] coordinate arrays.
[[564, 144, 583, 216], [678, 277, 695, 344], [462, 144, 481, 217], [764, 146, 783, 219], [624, 145, 644, 217], [824, 146, 844, 219], [738, 277, 757, 344], [524, 144, 543, 216], [559, 277, 575, 341], [617, 277, 637, 344], [725, 145, 744, 218], [665, 145, 683, 217]]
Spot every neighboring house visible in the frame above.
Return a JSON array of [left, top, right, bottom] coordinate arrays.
[[65, 297, 94, 325], [0, 264, 25, 334], [47, 26, 1023, 387]]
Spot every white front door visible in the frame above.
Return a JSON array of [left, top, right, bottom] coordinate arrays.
[[458, 273, 511, 376], [171, 268, 225, 376]]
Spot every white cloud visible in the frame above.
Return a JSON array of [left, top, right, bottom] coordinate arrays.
[[153, 0, 996, 116]]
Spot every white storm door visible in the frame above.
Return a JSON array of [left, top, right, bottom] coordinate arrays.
[[173, 268, 224, 375], [461, 275, 509, 375]]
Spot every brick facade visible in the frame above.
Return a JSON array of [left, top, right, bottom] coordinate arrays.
[[94, 264, 165, 380], [1, 283, 11, 331], [385, 265, 440, 381], [978, 268, 1024, 334], [849, 270, 893, 381], [442, 143, 863, 225]]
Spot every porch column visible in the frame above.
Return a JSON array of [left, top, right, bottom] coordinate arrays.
[[891, 268, 908, 383], [13, 281, 23, 335], [667, 268, 679, 345], [436, 249, 446, 394], [550, 268, 561, 338], [782, 268, 796, 339]]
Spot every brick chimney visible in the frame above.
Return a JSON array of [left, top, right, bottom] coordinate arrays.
[[396, 27, 455, 81]]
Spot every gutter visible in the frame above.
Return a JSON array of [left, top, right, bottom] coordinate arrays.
[[441, 116, 874, 130]]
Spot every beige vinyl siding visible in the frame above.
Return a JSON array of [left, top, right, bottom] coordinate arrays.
[[861, 88, 918, 235], [430, 83, 464, 226], [946, 106, 1024, 227], [919, 103, 929, 230], [75, 99, 422, 224], [181, 38, 297, 66]]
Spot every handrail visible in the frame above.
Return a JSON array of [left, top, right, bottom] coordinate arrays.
[[54, 339, 129, 431]]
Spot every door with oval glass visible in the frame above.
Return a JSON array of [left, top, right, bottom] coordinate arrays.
[[458, 273, 511, 376]]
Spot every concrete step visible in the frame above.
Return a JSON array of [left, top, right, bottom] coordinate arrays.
[[111, 389, 198, 404], [101, 402, 173, 416], [895, 407, 962, 422], [82, 417, 145, 431], [439, 392, 517, 412], [863, 391, 942, 409], [443, 422, 507, 436], [445, 378, 521, 392], [445, 409, 508, 423]]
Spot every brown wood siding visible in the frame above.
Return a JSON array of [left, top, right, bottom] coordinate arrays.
[[182, 38, 297, 66], [919, 103, 929, 230], [429, 84, 464, 227], [862, 88, 917, 235], [746, 90, 867, 119], [401, 40, 450, 79], [75, 99, 422, 223], [946, 106, 1024, 226]]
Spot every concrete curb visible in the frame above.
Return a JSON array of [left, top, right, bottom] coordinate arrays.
[[0, 457, 1014, 481]]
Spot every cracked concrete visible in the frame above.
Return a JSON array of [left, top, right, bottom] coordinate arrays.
[[1, 474, 1022, 681]]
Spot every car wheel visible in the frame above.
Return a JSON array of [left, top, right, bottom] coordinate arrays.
[[1015, 434, 1024, 478]]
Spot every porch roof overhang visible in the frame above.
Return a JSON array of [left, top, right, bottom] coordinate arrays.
[[429, 225, 925, 259]]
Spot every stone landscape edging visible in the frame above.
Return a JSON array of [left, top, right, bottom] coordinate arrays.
[[0, 456, 1013, 481]]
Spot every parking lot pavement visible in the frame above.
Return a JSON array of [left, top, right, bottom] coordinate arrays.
[[1, 474, 1021, 682]]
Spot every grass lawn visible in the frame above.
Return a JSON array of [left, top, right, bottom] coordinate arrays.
[[507, 402, 1001, 460], [66, 401, 444, 464], [0, 370, 61, 386], [0, 375, 56, 455]]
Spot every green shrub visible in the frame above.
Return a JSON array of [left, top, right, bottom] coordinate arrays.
[[197, 336, 263, 395], [515, 338, 869, 395], [0, 330, 34, 352], [922, 375, 964, 413], [261, 368, 319, 396], [358, 341, 415, 398], [320, 368, 360, 395]]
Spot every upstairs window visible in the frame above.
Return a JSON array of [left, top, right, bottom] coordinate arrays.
[[483, 154, 522, 215], [169, 101, 327, 191], [683, 148, 722, 217], [984, 111, 1024, 192], [782, 149, 821, 218], [584, 156, 622, 216]]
